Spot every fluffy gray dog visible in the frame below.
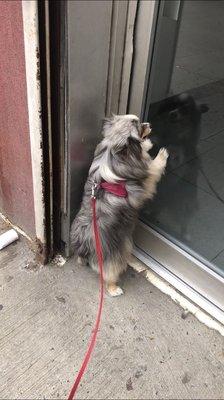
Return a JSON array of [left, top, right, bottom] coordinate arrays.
[[70, 114, 168, 296]]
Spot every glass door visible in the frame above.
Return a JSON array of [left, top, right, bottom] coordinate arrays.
[[133, 0, 224, 323]]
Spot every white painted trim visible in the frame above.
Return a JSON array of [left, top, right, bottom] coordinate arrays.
[[22, 1, 46, 245]]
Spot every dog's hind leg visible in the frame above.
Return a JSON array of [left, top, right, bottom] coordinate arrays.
[[106, 281, 124, 297], [104, 259, 128, 297], [106, 238, 133, 296], [89, 258, 124, 296]]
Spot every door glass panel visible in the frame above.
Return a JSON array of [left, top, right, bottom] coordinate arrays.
[[141, 0, 224, 278]]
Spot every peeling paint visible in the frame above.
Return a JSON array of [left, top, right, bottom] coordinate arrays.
[[32, 238, 48, 265], [36, 46, 41, 81]]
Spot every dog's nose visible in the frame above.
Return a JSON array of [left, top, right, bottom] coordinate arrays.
[[141, 122, 151, 138]]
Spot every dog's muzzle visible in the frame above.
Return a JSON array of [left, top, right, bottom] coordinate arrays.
[[141, 122, 151, 139]]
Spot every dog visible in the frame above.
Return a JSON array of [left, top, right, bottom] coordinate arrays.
[[70, 114, 168, 296], [149, 93, 209, 170]]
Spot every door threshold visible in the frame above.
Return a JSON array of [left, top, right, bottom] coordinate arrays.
[[132, 246, 224, 327], [133, 221, 224, 325]]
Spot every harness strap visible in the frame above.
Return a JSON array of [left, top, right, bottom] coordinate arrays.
[[100, 181, 128, 197]]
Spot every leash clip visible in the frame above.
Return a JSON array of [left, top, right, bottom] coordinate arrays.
[[91, 182, 98, 199]]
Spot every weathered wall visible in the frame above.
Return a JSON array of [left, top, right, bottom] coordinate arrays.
[[0, 1, 35, 236]]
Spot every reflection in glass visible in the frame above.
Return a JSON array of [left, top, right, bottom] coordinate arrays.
[[141, 1, 224, 277]]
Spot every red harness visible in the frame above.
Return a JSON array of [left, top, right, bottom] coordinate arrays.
[[99, 181, 128, 197]]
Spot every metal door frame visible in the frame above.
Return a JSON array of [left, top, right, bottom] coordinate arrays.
[[54, 1, 138, 257]]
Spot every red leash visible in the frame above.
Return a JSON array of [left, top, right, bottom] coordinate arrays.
[[68, 195, 104, 400]]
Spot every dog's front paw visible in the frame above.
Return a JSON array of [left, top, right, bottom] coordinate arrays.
[[159, 147, 169, 160], [157, 147, 169, 169], [107, 284, 124, 297]]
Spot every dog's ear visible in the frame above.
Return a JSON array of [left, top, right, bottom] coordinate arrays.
[[102, 117, 112, 128], [111, 140, 128, 157], [128, 137, 142, 159], [112, 137, 142, 159], [102, 115, 115, 136]]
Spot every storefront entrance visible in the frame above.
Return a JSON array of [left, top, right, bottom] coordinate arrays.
[[57, 0, 224, 323]]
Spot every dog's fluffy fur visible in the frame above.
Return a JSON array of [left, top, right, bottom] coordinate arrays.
[[70, 114, 168, 296]]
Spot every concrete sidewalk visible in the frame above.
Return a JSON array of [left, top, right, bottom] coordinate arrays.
[[0, 219, 224, 399]]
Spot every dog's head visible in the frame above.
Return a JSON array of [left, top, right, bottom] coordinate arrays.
[[102, 114, 152, 158], [95, 114, 152, 182]]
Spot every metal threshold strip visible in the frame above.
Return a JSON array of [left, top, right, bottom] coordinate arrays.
[[133, 221, 224, 325]]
